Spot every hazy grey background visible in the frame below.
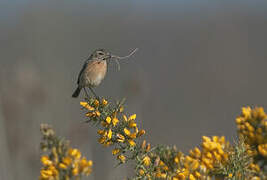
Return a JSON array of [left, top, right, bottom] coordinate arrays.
[[1, 0, 267, 179]]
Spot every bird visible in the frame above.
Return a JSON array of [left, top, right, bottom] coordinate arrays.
[[72, 49, 110, 98], [72, 48, 138, 98]]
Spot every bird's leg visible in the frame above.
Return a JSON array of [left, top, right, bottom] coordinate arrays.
[[89, 87, 100, 100], [83, 88, 90, 100]]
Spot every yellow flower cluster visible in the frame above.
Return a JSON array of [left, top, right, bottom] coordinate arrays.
[[80, 99, 105, 119], [39, 124, 93, 180], [40, 149, 93, 180], [258, 144, 267, 157], [78, 98, 267, 180], [171, 136, 229, 180], [173, 155, 202, 180], [136, 143, 175, 180], [40, 162, 58, 180], [97, 114, 140, 147], [199, 136, 229, 169], [81, 98, 145, 164], [236, 107, 267, 159], [100, 113, 145, 163]]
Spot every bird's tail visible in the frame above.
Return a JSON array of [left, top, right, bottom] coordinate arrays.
[[72, 87, 81, 98]]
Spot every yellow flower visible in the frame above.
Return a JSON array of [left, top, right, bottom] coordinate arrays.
[[112, 148, 120, 155], [146, 143, 151, 152], [242, 107, 252, 118], [80, 101, 88, 107], [75, 150, 82, 159], [174, 156, 179, 164], [159, 160, 165, 166], [80, 102, 95, 111], [206, 152, 212, 159], [79, 157, 89, 168], [104, 141, 112, 147], [117, 134, 125, 143], [139, 169, 145, 176], [41, 155, 53, 166], [219, 136, 225, 144], [79, 159, 93, 173], [118, 154, 126, 163], [177, 173, 186, 179], [94, 99, 99, 107], [40, 169, 53, 178], [129, 133, 137, 139], [98, 137, 106, 144], [119, 106, 124, 112], [123, 115, 128, 122], [79, 101, 88, 107], [258, 144, 267, 157], [189, 174, 196, 180], [160, 173, 167, 178], [163, 165, 168, 171], [191, 160, 199, 170], [245, 122, 254, 132], [213, 151, 222, 161], [102, 99, 108, 106], [128, 139, 136, 147], [107, 129, 112, 140], [124, 128, 131, 136], [129, 121, 137, 128], [106, 116, 112, 124], [48, 165, 58, 176], [95, 110, 101, 117], [212, 136, 219, 142], [236, 117, 244, 124], [86, 112, 95, 117], [228, 173, 233, 178], [135, 127, 139, 133], [59, 163, 67, 169], [141, 140, 146, 150], [69, 148, 81, 159], [202, 136, 211, 142], [143, 156, 151, 166], [72, 167, 79, 176], [137, 129, 146, 137], [190, 147, 201, 158], [62, 157, 72, 166], [194, 171, 201, 178], [256, 107, 267, 119], [112, 117, 119, 126], [129, 114, 136, 120], [88, 160, 93, 166], [97, 130, 105, 135]]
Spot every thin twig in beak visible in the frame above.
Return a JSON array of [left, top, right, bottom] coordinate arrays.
[[115, 59, 121, 71], [111, 48, 138, 60], [111, 48, 138, 71]]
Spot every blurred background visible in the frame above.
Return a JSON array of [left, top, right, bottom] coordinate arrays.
[[1, 0, 267, 179]]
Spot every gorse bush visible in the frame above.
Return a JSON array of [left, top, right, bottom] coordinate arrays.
[[39, 97, 267, 180], [39, 124, 93, 180]]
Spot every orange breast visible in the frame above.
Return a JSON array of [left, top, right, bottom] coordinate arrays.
[[84, 60, 107, 87]]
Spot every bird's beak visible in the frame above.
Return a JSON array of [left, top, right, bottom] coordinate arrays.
[[105, 52, 113, 60], [105, 53, 119, 60]]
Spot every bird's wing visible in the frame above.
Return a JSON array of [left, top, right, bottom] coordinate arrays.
[[77, 61, 88, 84], [77, 59, 99, 84]]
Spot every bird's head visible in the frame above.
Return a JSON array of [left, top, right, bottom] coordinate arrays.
[[90, 49, 111, 61]]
